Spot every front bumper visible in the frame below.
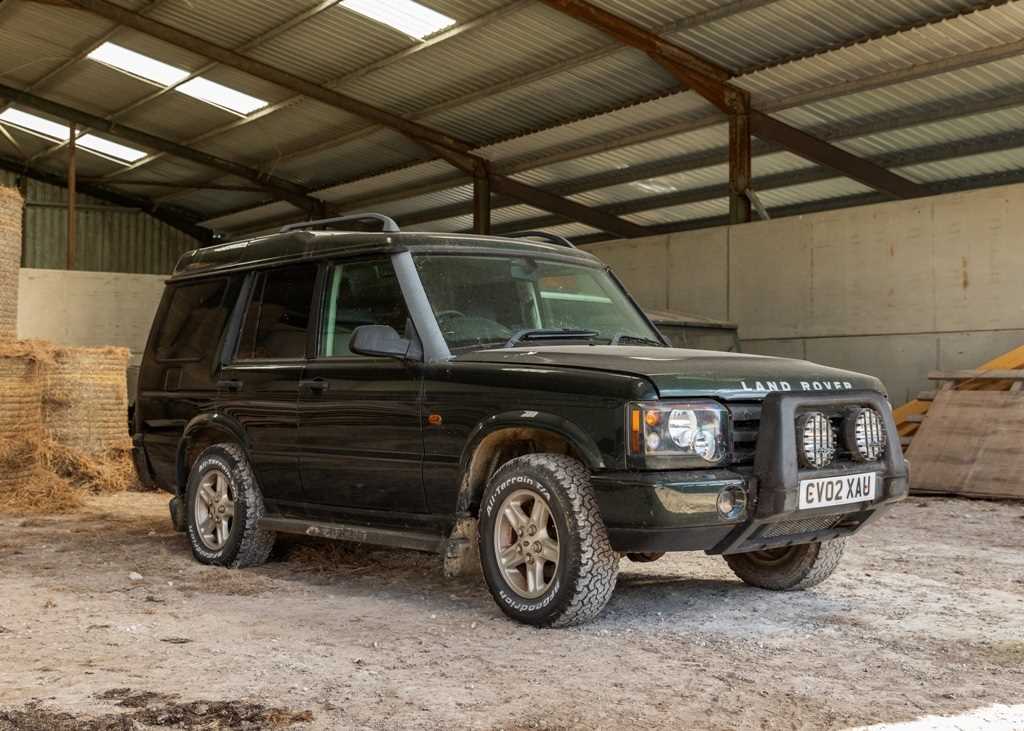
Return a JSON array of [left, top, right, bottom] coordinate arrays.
[[592, 390, 909, 554]]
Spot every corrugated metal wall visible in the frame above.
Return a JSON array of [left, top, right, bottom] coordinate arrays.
[[1, 171, 199, 275]]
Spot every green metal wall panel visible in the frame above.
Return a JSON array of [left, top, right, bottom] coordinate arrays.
[[1, 171, 198, 275]]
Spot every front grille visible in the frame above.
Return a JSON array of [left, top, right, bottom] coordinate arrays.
[[757, 516, 841, 539], [727, 401, 860, 467], [728, 401, 761, 466]]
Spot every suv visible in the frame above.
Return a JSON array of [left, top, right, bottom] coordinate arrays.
[[133, 215, 908, 627]]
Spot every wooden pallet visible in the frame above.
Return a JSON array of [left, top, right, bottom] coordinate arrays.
[[906, 389, 1024, 500], [894, 344, 1024, 450]]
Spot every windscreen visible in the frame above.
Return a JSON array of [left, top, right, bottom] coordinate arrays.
[[414, 254, 660, 350]]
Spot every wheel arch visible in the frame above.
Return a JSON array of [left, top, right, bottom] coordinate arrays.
[[176, 413, 249, 495], [455, 411, 604, 516]]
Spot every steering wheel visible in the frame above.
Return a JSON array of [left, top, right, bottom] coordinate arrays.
[[435, 310, 467, 322]]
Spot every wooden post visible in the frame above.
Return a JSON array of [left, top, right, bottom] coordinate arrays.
[[472, 161, 491, 235], [66, 122, 76, 270], [728, 105, 752, 225]]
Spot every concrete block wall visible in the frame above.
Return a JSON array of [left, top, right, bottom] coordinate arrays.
[[17, 268, 166, 399], [589, 183, 1024, 405]]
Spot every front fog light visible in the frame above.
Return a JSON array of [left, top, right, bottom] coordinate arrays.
[[845, 407, 886, 462], [717, 486, 747, 519], [797, 411, 836, 469]]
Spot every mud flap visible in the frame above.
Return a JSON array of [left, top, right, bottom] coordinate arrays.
[[442, 516, 481, 578]]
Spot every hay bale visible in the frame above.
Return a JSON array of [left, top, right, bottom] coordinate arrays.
[[0, 341, 78, 512], [0, 337, 46, 458], [0, 186, 23, 342], [43, 346, 131, 454], [41, 345, 135, 492]]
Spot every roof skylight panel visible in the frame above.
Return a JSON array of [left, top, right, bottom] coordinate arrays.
[[76, 134, 147, 162], [86, 42, 267, 115], [339, 0, 456, 39], [0, 109, 146, 163], [0, 109, 70, 141], [87, 42, 190, 86], [176, 77, 268, 115]]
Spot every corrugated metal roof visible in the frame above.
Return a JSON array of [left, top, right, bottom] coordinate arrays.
[[2, 0, 1023, 253], [148, 0, 323, 51], [672, 0, 998, 72]]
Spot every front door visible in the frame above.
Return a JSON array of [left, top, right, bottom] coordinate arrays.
[[297, 256, 426, 518], [217, 262, 317, 511]]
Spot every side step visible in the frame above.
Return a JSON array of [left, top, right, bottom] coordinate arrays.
[[259, 517, 445, 554]]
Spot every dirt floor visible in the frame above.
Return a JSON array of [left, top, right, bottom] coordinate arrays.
[[0, 493, 1022, 731]]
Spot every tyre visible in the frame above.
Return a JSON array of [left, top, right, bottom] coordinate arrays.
[[724, 538, 846, 591], [627, 552, 665, 563], [185, 443, 275, 568], [478, 454, 619, 627]]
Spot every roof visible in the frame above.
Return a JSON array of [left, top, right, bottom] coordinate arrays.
[[2, 0, 1023, 247], [170, 229, 602, 279]]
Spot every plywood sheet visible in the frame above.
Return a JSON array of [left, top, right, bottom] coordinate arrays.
[[907, 390, 1024, 499]]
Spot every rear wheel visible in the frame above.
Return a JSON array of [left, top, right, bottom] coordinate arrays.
[[478, 454, 618, 627], [185, 443, 275, 568], [724, 538, 846, 591]]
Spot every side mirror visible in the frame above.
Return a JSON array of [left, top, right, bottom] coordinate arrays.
[[350, 324, 422, 361]]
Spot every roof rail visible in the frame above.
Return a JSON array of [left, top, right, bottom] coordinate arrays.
[[504, 230, 576, 248], [280, 213, 400, 234]]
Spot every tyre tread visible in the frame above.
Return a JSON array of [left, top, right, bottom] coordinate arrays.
[[724, 537, 846, 591], [486, 454, 618, 627]]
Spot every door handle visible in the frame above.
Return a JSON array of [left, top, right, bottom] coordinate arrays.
[[300, 378, 329, 393], [218, 379, 243, 392]]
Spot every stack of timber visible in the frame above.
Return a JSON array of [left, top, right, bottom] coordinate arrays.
[[900, 345, 1024, 500], [895, 344, 1024, 449]]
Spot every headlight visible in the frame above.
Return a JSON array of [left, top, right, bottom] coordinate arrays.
[[845, 407, 886, 462], [629, 401, 728, 468]]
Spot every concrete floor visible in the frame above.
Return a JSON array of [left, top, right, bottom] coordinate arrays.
[[0, 492, 1022, 730]]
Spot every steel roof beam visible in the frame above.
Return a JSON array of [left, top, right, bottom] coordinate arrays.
[[29, 0, 341, 165], [479, 129, 1024, 234], [0, 152, 212, 242], [574, 166, 1024, 246], [222, 0, 983, 208], [35, 0, 646, 238], [0, 82, 324, 215], [129, 0, 774, 203], [0, 0, 169, 120], [539, 0, 928, 200], [223, 0, 1011, 234], [101, 0, 531, 182], [357, 88, 1024, 231]]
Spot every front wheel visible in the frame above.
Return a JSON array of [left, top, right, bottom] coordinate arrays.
[[478, 454, 619, 627], [724, 538, 846, 591]]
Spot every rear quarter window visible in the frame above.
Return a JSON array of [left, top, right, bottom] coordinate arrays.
[[155, 278, 231, 362]]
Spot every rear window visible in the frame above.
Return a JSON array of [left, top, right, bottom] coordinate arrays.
[[155, 278, 231, 362], [236, 264, 317, 361]]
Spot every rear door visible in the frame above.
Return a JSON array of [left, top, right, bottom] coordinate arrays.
[[217, 262, 317, 510], [297, 256, 427, 517], [138, 276, 239, 489]]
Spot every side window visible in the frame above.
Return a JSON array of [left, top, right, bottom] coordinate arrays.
[[236, 264, 317, 360], [156, 278, 230, 362], [321, 258, 409, 357]]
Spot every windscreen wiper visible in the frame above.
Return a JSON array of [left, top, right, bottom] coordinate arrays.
[[610, 332, 665, 346], [504, 329, 599, 348]]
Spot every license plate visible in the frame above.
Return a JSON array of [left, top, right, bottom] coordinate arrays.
[[798, 472, 876, 510]]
